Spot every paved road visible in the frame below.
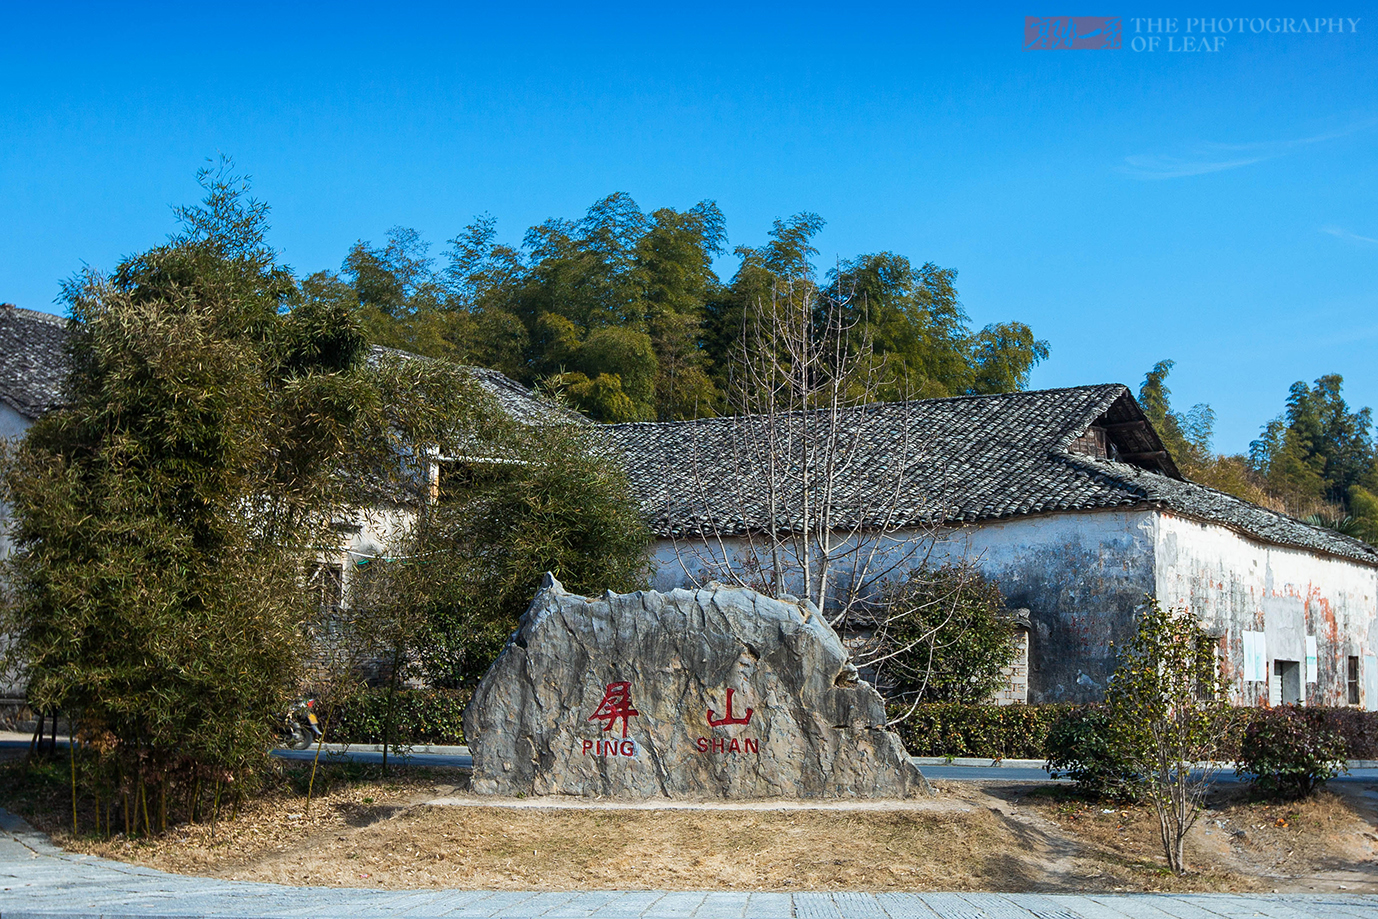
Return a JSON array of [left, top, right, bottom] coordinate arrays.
[[12, 739, 1378, 785], [267, 746, 1378, 785], [270, 749, 1057, 782], [1, 808, 1374, 919]]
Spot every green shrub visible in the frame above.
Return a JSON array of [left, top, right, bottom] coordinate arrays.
[[1237, 706, 1348, 799], [327, 688, 472, 746], [1043, 705, 1143, 801], [888, 703, 1070, 760], [892, 705, 1378, 799], [870, 566, 1018, 704], [1316, 707, 1378, 759]]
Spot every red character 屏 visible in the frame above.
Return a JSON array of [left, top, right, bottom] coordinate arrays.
[[588, 681, 639, 738]]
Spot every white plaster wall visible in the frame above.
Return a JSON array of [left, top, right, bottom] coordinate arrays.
[[0, 405, 33, 696], [651, 508, 1163, 703], [0, 403, 30, 441], [1154, 512, 1378, 709], [328, 504, 418, 600], [0, 404, 32, 561]]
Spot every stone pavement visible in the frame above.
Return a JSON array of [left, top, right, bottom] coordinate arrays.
[[2, 810, 1376, 919]]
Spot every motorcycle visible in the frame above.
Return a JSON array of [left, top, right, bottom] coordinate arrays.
[[280, 698, 323, 750]]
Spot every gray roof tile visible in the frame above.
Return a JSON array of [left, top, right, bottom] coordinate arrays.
[[0, 305, 69, 420], [603, 384, 1378, 567]]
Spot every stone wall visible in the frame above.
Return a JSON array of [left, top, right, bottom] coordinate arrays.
[[993, 628, 1030, 705]]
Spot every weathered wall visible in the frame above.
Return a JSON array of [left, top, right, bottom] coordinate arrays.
[[0, 403, 32, 561], [924, 511, 1160, 704], [0, 404, 33, 697], [1154, 512, 1378, 710], [650, 508, 1162, 705], [0, 403, 30, 442]]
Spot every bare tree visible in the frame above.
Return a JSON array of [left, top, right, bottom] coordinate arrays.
[[667, 278, 972, 678]]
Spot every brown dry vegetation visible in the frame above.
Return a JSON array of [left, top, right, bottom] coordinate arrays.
[[1015, 782, 1378, 893], [3, 757, 1376, 894]]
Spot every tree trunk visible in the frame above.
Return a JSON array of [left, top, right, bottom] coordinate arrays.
[[382, 645, 403, 775]]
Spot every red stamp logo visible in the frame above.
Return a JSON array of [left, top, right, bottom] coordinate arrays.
[[1024, 17, 1122, 49]]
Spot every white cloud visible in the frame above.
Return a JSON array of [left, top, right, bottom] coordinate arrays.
[[1121, 153, 1267, 178], [1119, 119, 1376, 180], [1321, 225, 1378, 246]]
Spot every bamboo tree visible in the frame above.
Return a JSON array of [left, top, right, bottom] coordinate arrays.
[[0, 159, 504, 834]]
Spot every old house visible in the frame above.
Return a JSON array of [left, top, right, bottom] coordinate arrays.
[[0, 315, 571, 675], [3, 305, 1375, 711], [608, 384, 1378, 709], [315, 349, 582, 612]]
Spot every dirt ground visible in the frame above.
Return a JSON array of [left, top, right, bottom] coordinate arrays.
[[4, 758, 1377, 894]]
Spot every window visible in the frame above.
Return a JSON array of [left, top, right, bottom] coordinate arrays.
[[1349, 656, 1361, 706], [306, 561, 344, 614], [1068, 426, 1109, 459], [432, 458, 516, 503], [1194, 634, 1223, 700]]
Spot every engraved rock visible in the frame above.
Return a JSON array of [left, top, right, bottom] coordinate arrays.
[[463, 573, 930, 798]]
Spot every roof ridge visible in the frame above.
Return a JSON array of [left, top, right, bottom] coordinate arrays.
[[0, 304, 67, 327], [1073, 453, 1378, 564], [609, 383, 1131, 431], [1154, 462, 1378, 555]]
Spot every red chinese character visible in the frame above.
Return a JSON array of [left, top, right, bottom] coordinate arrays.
[[707, 688, 754, 727], [588, 681, 639, 738]]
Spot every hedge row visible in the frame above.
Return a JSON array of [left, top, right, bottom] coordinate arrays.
[[887, 703, 1075, 760], [321, 691, 1378, 759], [888, 703, 1378, 761], [325, 688, 472, 746]]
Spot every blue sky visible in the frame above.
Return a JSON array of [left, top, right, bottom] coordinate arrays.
[[1, 2, 1373, 453]]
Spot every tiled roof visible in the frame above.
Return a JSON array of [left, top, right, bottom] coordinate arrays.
[[0, 305, 69, 420], [367, 346, 583, 427], [604, 385, 1378, 567], [0, 321, 571, 430]]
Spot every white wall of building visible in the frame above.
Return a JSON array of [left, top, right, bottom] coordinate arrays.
[[650, 508, 1378, 708], [0, 404, 32, 561], [649, 508, 1163, 703], [1154, 512, 1378, 709]]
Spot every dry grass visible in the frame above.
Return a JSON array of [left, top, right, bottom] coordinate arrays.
[[3, 756, 1376, 894], [1014, 782, 1378, 893]]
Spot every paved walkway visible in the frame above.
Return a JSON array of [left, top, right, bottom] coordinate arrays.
[[2, 810, 1375, 919]]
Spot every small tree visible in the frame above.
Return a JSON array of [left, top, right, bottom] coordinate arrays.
[[868, 565, 1017, 705], [1104, 598, 1230, 874], [674, 269, 938, 623], [362, 419, 650, 691]]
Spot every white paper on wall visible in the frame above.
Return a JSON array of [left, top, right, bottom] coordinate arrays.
[[1305, 635, 1318, 684], [1366, 654, 1378, 712], [1243, 631, 1267, 682]]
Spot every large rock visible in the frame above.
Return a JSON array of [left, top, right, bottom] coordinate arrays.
[[464, 574, 930, 799]]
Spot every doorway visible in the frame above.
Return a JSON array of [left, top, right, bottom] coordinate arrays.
[[1271, 660, 1302, 706]]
